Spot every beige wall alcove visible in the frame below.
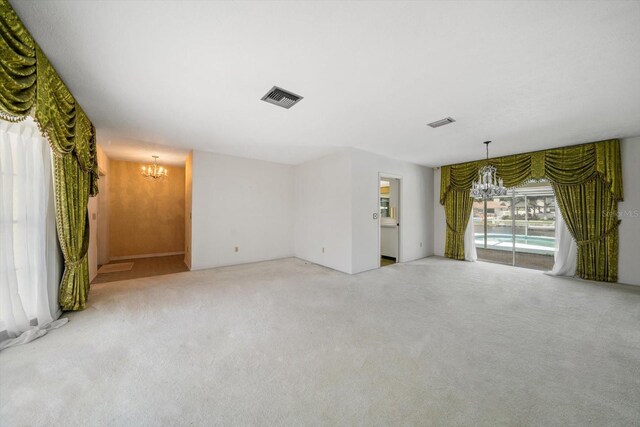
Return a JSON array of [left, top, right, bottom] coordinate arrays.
[[109, 159, 185, 259]]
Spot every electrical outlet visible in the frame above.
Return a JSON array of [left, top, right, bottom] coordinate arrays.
[[373, 213, 378, 220], [322, 247, 325, 253], [234, 246, 239, 252], [420, 242, 423, 247]]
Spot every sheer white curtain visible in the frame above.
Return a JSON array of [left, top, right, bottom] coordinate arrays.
[[0, 118, 66, 351], [545, 203, 577, 277], [464, 208, 477, 262]]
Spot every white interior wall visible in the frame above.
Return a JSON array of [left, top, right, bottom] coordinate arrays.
[[380, 227, 398, 259], [432, 138, 640, 286], [96, 146, 110, 265], [187, 148, 434, 275], [293, 150, 352, 274], [350, 149, 433, 274], [190, 151, 294, 270], [88, 145, 109, 281], [618, 137, 640, 286]]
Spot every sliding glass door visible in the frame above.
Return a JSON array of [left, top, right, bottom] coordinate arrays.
[[474, 182, 556, 270]]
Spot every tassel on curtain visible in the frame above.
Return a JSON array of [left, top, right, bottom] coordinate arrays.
[[0, 0, 98, 309], [439, 140, 623, 283], [553, 179, 620, 282]]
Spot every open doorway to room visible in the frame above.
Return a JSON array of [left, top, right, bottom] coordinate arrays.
[[379, 175, 400, 267], [91, 152, 189, 284]]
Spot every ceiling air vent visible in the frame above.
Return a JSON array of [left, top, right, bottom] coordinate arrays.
[[427, 117, 456, 128], [261, 86, 303, 109]]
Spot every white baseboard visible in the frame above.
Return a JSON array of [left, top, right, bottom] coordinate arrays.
[[110, 251, 185, 261]]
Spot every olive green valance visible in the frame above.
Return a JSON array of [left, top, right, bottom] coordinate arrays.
[[440, 139, 623, 205], [0, 0, 98, 193], [1, 0, 97, 309]]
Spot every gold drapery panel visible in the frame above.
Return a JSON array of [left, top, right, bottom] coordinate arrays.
[[1, 0, 98, 309], [553, 179, 620, 282], [54, 154, 92, 310], [444, 189, 474, 260], [439, 139, 623, 282]]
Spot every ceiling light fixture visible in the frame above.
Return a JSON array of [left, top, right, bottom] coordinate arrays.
[[141, 156, 168, 180], [470, 141, 507, 199]]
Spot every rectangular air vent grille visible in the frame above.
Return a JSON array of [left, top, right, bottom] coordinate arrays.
[[261, 86, 303, 109], [427, 117, 456, 128]]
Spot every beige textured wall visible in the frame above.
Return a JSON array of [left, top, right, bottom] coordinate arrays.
[[109, 159, 185, 258]]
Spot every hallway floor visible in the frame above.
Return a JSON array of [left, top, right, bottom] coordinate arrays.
[[92, 255, 188, 284], [380, 256, 396, 267]]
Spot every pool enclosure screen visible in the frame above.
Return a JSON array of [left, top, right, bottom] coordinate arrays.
[[473, 182, 555, 270]]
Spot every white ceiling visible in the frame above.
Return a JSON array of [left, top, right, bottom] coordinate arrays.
[[11, 1, 640, 167], [97, 131, 189, 166]]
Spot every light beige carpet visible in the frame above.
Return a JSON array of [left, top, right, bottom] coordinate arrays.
[[97, 262, 134, 274], [1, 257, 639, 426]]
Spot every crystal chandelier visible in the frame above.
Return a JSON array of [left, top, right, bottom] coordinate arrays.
[[470, 141, 507, 199], [141, 156, 168, 180]]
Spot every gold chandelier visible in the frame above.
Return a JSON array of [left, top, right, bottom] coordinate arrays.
[[141, 156, 168, 180]]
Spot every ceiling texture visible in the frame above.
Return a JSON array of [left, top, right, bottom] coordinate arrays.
[[11, 0, 640, 167]]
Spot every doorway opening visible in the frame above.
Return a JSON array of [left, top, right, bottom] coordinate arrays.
[[379, 175, 400, 267], [91, 155, 189, 284]]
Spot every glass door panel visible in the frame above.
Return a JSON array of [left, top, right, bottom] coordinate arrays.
[[475, 195, 514, 266], [475, 181, 556, 271], [513, 188, 555, 270]]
